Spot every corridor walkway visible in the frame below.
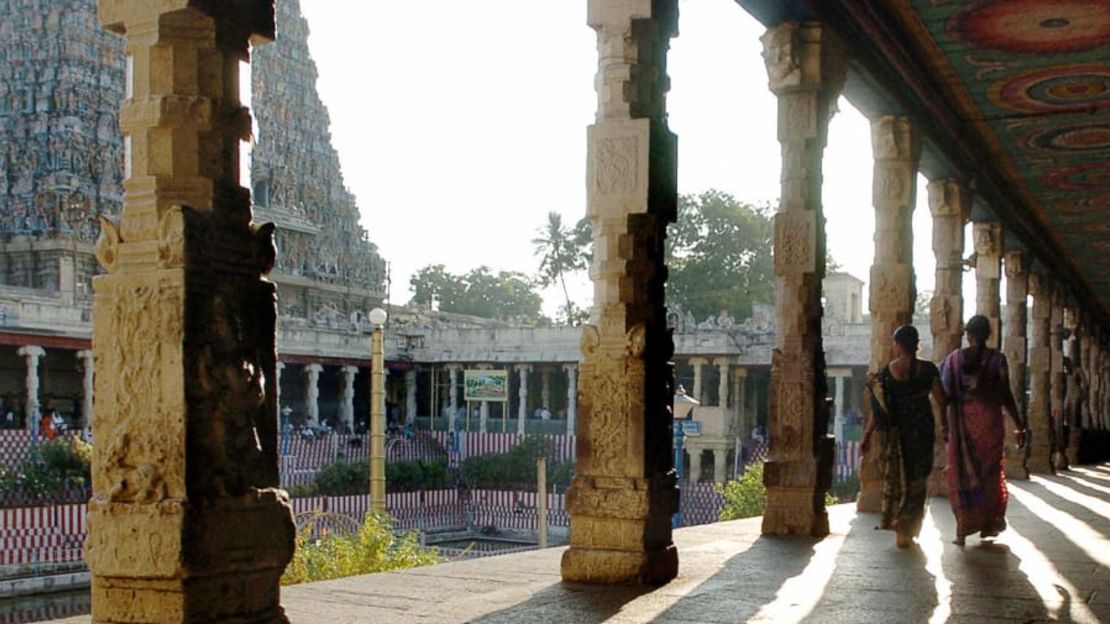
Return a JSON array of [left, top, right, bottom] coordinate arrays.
[[59, 465, 1110, 623]]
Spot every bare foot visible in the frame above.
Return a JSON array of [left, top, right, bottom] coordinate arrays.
[[952, 536, 965, 546], [896, 532, 912, 548]]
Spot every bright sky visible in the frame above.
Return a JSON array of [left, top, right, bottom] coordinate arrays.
[[298, 0, 974, 318]]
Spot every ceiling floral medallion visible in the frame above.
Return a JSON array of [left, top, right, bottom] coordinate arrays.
[[989, 64, 1110, 113], [1040, 160, 1110, 191], [1027, 123, 1110, 154], [949, 0, 1110, 54]]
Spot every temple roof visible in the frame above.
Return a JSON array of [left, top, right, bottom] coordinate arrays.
[[737, 0, 1110, 327]]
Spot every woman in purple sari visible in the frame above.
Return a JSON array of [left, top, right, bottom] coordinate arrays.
[[940, 315, 1027, 545]]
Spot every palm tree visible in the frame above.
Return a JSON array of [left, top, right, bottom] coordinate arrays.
[[532, 211, 587, 321]]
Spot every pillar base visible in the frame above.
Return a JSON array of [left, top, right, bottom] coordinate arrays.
[[1026, 457, 1054, 475], [762, 457, 830, 537], [561, 544, 678, 586], [88, 490, 294, 624], [561, 474, 678, 586], [762, 485, 829, 537], [1004, 447, 1029, 481]]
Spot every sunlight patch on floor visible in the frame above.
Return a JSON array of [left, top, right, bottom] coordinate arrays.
[[744, 513, 850, 623], [1009, 483, 1110, 568], [1031, 475, 1110, 521], [1000, 523, 1098, 622], [1069, 467, 1110, 491], [919, 506, 951, 624]]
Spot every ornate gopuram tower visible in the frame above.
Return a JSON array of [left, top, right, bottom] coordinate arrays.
[[0, 0, 125, 300], [251, 0, 387, 322]]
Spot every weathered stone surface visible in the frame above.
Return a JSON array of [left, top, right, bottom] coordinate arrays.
[[562, 0, 679, 586], [1003, 250, 1030, 480], [858, 115, 918, 513], [973, 221, 1003, 349], [926, 179, 969, 495], [1027, 270, 1054, 474], [760, 21, 844, 536], [89, 2, 293, 621], [1050, 285, 1067, 470]]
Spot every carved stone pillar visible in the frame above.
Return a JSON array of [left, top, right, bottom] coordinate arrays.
[[1082, 319, 1094, 429], [340, 366, 357, 432], [734, 368, 748, 436], [1050, 287, 1067, 470], [89, 3, 293, 622], [712, 449, 727, 484], [77, 350, 95, 431], [1094, 330, 1105, 430], [447, 364, 460, 432], [563, 363, 577, 436], [17, 346, 45, 430], [1002, 251, 1029, 480], [974, 221, 1003, 349], [714, 358, 730, 408], [689, 450, 703, 484], [761, 21, 844, 536], [1027, 270, 1054, 474], [517, 364, 531, 434], [689, 357, 706, 403], [927, 179, 969, 494], [274, 361, 284, 409], [1063, 307, 1081, 466], [562, 0, 679, 585], [857, 115, 919, 514], [304, 364, 323, 428], [404, 369, 417, 425], [540, 367, 552, 411]]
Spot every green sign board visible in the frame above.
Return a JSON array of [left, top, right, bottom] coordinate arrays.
[[463, 369, 509, 402]]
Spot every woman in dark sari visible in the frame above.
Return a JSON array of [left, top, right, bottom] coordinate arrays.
[[863, 325, 947, 548], [940, 315, 1027, 545]]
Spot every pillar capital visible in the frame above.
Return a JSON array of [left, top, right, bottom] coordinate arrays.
[[761, 21, 845, 97], [926, 179, 971, 221], [304, 363, 323, 375], [732, 366, 748, 378], [687, 356, 708, 367], [341, 365, 358, 378], [562, 362, 578, 373], [77, 349, 95, 361], [17, 345, 45, 359], [712, 357, 732, 368], [516, 363, 533, 373]]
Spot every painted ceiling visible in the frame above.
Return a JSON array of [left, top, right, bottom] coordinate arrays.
[[897, 0, 1110, 315], [737, 0, 1110, 325]]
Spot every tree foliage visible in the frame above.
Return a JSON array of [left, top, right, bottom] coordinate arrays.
[[717, 461, 767, 521], [666, 190, 776, 322], [409, 264, 543, 323], [532, 212, 591, 326], [460, 435, 573, 490]]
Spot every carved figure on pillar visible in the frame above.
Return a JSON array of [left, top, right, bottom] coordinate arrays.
[[88, 3, 294, 621], [973, 221, 1003, 349], [760, 21, 845, 537], [1049, 288, 1067, 470], [858, 115, 920, 513], [562, 0, 680, 585]]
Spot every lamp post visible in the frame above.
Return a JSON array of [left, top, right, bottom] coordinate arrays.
[[673, 385, 700, 528], [368, 307, 388, 513]]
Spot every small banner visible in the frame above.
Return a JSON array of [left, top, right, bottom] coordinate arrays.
[[464, 369, 509, 402]]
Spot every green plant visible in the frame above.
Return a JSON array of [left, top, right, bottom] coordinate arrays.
[[717, 461, 766, 520], [460, 435, 572, 490], [281, 511, 439, 585], [314, 460, 369, 496], [314, 458, 451, 496], [0, 437, 92, 498], [829, 475, 860, 504]]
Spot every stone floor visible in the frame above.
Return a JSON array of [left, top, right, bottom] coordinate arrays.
[[59, 464, 1110, 623]]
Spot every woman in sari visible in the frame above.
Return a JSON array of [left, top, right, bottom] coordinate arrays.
[[940, 315, 1027, 545], [863, 325, 947, 548]]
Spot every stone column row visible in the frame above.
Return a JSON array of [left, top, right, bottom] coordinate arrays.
[[761, 21, 844, 536]]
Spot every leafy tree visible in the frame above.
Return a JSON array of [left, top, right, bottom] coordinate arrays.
[[532, 212, 592, 325], [409, 265, 544, 324], [666, 190, 776, 322], [717, 461, 766, 520]]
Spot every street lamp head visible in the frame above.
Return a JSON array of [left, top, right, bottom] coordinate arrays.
[[368, 307, 388, 326]]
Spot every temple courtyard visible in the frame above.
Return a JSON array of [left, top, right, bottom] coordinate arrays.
[[45, 464, 1110, 623]]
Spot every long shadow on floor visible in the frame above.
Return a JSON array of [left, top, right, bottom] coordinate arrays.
[[792, 510, 939, 624], [1051, 472, 1110, 503], [1062, 469, 1110, 492], [471, 527, 821, 624]]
